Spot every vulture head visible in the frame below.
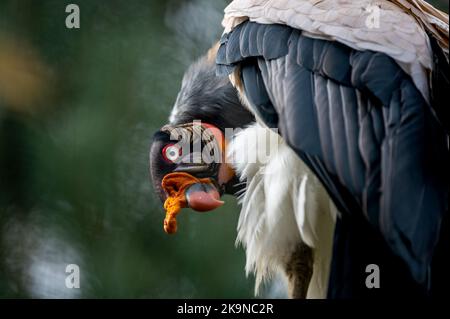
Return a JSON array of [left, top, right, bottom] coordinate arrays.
[[149, 46, 254, 232]]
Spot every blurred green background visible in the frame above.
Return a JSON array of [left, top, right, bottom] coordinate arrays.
[[0, 0, 448, 299], [0, 0, 255, 298]]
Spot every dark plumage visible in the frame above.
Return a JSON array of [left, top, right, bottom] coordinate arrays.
[[217, 21, 449, 297], [169, 49, 254, 130]]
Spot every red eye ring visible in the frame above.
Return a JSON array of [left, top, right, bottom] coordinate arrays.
[[162, 143, 182, 163]]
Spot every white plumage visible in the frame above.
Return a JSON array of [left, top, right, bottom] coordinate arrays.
[[228, 123, 336, 298]]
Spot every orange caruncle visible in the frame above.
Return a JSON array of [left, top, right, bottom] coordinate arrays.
[[161, 172, 213, 234]]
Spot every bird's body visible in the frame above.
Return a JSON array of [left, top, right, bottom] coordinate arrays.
[[217, 0, 449, 297], [150, 0, 449, 298]]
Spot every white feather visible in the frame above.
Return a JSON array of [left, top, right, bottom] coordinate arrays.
[[228, 123, 336, 298]]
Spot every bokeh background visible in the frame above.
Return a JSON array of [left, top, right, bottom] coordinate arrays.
[[0, 0, 448, 298]]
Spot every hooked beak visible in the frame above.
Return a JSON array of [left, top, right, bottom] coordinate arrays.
[[185, 182, 224, 212]]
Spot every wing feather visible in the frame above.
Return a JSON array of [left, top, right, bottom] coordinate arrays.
[[222, 0, 445, 102], [217, 21, 449, 289]]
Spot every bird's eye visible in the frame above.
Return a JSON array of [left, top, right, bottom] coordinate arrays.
[[162, 144, 181, 163]]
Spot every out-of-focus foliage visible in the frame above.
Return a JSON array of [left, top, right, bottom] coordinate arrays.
[[0, 0, 448, 299], [0, 0, 254, 298]]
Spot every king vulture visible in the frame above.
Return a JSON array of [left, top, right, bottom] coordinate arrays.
[[150, 0, 449, 298]]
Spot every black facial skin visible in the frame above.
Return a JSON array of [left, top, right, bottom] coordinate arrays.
[[149, 51, 255, 204], [150, 130, 177, 202]]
